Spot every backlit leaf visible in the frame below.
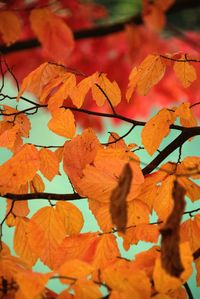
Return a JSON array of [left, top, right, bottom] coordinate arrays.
[[30, 8, 74, 62], [173, 56, 197, 88], [73, 279, 102, 299], [30, 173, 45, 193], [48, 108, 76, 139], [55, 201, 84, 234], [142, 108, 175, 155], [0, 10, 21, 45], [63, 128, 101, 193], [92, 73, 121, 107], [0, 144, 40, 194], [39, 148, 60, 181], [28, 206, 66, 269], [136, 54, 166, 95], [14, 217, 38, 267], [15, 270, 51, 299], [175, 102, 197, 127], [58, 259, 94, 284]]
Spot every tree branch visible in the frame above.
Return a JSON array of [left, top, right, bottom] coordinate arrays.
[[2, 192, 85, 201], [142, 127, 200, 175], [0, 0, 199, 55]]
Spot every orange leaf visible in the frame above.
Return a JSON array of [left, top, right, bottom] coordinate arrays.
[[180, 215, 200, 253], [143, 4, 165, 32], [55, 201, 84, 234], [58, 259, 94, 284], [0, 242, 26, 280], [173, 55, 197, 88], [47, 73, 76, 111], [153, 175, 176, 220], [39, 148, 60, 181], [102, 260, 151, 299], [92, 73, 121, 107], [48, 108, 76, 138], [63, 128, 101, 194], [126, 67, 138, 102], [27, 206, 66, 269], [122, 223, 159, 250], [30, 173, 45, 193], [0, 124, 19, 150], [178, 177, 200, 202], [30, 8, 74, 62], [175, 102, 197, 127], [136, 54, 166, 95], [17, 62, 64, 101], [181, 156, 200, 179], [73, 279, 102, 299], [0, 10, 21, 45], [70, 73, 98, 108], [153, 242, 193, 293], [15, 270, 51, 299], [14, 217, 38, 267], [142, 108, 175, 155], [79, 152, 144, 202], [0, 144, 40, 194]]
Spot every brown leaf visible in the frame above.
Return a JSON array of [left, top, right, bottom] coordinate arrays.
[[160, 180, 186, 277], [110, 163, 132, 232]]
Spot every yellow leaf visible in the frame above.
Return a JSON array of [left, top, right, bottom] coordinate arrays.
[[30, 173, 45, 193], [142, 109, 175, 155], [39, 148, 60, 181], [0, 144, 40, 194], [58, 259, 94, 284], [28, 206, 66, 269], [30, 8, 74, 62], [63, 128, 101, 194], [0, 10, 21, 45], [15, 270, 51, 299], [48, 108, 76, 138], [14, 217, 38, 267], [136, 54, 166, 95], [173, 56, 197, 88], [153, 242, 193, 293], [55, 201, 84, 234], [92, 73, 121, 107]]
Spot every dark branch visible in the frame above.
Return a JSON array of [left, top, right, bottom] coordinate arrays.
[[142, 127, 200, 175], [2, 192, 85, 201]]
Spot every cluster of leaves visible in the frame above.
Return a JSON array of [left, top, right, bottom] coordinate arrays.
[[0, 49, 200, 298]]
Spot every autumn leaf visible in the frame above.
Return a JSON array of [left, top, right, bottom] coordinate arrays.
[[0, 144, 40, 194], [173, 55, 197, 88], [55, 201, 84, 234], [175, 102, 197, 127], [17, 62, 64, 101], [73, 279, 102, 299], [14, 217, 38, 267], [180, 215, 200, 253], [15, 270, 52, 299], [0, 10, 21, 45], [141, 108, 175, 155], [39, 148, 60, 181], [48, 108, 76, 139], [130, 54, 166, 96], [58, 259, 94, 284], [63, 128, 101, 194], [30, 173, 45, 193], [27, 205, 67, 269], [30, 8, 74, 62], [92, 73, 121, 107]]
